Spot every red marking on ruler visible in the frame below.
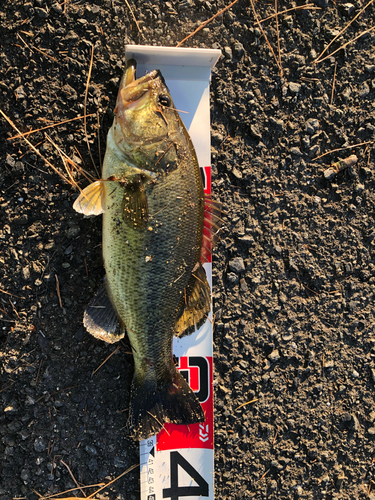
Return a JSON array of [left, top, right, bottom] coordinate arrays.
[[157, 357, 214, 451], [201, 166, 213, 264], [202, 165, 211, 195]]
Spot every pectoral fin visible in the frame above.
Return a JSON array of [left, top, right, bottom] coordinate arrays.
[[174, 263, 211, 337], [122, 174, 148, 229], [83, 282, 124, 344], [73, 180, 106, 216]]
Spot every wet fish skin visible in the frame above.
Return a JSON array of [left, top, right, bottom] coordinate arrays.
[[73, 59, 210, 440]]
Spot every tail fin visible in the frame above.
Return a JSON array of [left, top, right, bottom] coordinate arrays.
[[128, 367, 205, 441]]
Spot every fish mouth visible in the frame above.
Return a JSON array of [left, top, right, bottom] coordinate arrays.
[[115, 59, 163, 113]]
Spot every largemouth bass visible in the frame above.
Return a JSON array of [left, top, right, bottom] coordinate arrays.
[[73, 59, 219, 440]]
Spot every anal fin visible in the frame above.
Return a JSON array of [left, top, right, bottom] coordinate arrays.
[[174, 263, 211, 337], [83, 282, 124, 344]]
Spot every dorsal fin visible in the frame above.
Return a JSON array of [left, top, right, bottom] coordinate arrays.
[[201, 196, 223, 264]]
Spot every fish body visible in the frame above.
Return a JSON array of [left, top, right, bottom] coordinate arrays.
[[73, 60, 213, 440]]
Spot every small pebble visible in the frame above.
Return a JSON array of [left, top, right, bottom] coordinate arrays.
[[295, 485, 303, 497], [289, 82, 301, 94], [309, 145, 320, 157], [20, 469, 29, 482], [342, 3, 355, 15], [282, 333, 293, 341], [233, 41, 244, 57], [290, 147, 303, 156], [336, 471, 346, 490], [352, 414, 361, 431], [223, 46, 232, 60], [359, 82, 370, 98], [6, 154, 16, 167], [324, 167, 336, 180], [229, 257, 245, 274], [35, 7, 48, 18], [305, 118, 320, 135], [34, 437, 46, 453], [85, 445, 98, 456], [268, 349, 280, 362], [240, 278, 248, 291], [227, 272, 238, 284], [51, 2, 62, 13]]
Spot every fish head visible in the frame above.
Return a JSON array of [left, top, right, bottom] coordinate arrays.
[[113, 59, 181, 166]]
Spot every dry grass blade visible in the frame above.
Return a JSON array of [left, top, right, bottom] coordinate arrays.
[[86, 464, 139, 500], [45, 135, 80, 191], [92, 345, 121, 376], [0, 382, 14, 394], [272, 426, 279, 446], [8, 114, 95, 140], [275, 0, 282, 73], [9, 299, 20, 319], [84, 43, 99, 177], [17, 33, 58, 62], [123, 0, 143, 37], [55, 274, 63, 308], [31, 44, 58, 63], [249, 0, 283, 74], [45, 134, 96, 186], [1, 109, 75, 187], [17, 33, 31, 50], [35, 359, 43, 385], [176, 0, 241, 47], [60, 460, 86, 497], [314, 0, 375, 63], [0, 287, 25, 299], [235, 398, 259, 410], [163, 105, 189, 114], [330, 60, 337, 104], [314, 141, 373, 160], [31, 484, 105, 500], [33, 463, 139, 500], [84, 463, 138, 499], [62, 0, 69, 14], [259, 4, 320, 24], [314, 26, 375, 64], [257, 469, 270, 482]]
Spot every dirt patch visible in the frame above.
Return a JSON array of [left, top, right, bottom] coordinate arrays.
[[1, 0, 375, 499]]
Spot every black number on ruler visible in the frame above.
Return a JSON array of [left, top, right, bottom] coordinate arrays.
[[163, 451, 209, 499], [179, 357, 209, 403]]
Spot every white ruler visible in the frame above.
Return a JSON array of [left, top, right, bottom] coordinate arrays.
[[124, 45, 220, 500]]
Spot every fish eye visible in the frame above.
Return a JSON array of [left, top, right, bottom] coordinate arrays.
[[158, 94, 171, 107]]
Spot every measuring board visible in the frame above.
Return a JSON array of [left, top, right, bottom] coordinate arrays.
[[124, 45, 221, 500]]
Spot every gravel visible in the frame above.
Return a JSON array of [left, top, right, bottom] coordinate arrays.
[[1, 0, 375, 499]]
